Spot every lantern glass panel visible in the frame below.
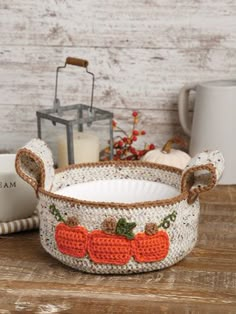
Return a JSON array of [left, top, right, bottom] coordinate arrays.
[[36, 105, 113, 168]]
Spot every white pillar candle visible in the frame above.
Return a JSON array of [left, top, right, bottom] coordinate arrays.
[[57, 131, 100, 168]]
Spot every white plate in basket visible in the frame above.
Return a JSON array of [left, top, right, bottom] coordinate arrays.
[[56, 179, 179, 203]]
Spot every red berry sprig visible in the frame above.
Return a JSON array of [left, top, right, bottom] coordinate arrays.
[[101, 111, 155, 161]]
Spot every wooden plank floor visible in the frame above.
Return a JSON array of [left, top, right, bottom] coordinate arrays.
[[0, 186, 236, 313]]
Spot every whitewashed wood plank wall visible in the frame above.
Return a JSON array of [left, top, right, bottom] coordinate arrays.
[[0, 0, 236, 152]]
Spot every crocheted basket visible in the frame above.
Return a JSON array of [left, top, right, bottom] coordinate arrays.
[[15, 139, 224, 274]]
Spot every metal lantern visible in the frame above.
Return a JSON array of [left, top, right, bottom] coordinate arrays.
[[36, 57, 114, 166]]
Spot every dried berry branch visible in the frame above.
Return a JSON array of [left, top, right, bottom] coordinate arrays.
[[101, 111, 155, 161]]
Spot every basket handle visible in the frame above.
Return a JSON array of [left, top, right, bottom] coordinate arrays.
[[66, 57, 89, 68], [181, 150, 224, 204], [15, 139, 54, 195]]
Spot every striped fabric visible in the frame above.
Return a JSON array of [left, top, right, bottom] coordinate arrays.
[[0, 212, 39, 235]]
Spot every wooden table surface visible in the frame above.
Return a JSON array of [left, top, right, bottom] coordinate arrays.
[[0, 186, 236, 314]]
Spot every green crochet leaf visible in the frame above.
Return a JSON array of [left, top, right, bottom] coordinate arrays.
[[116, 218, 136, 240]]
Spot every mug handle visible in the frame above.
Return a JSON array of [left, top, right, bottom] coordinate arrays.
[[15, 139, 54, 195], [181, 150, 224, 204], [178, 84, 197, 136]]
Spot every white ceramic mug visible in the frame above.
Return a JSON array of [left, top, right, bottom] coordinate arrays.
[[178, 79, 236, 184], [0, 154, 37, 222]]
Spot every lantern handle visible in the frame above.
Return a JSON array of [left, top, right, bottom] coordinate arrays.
[[15, 139, 55, 195], [66, 57, 88, 68], [54, 57, 95, 114]]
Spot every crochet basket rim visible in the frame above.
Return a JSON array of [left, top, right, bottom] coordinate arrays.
[[38, 160, 190, 209], [15, 141, 224, 210]]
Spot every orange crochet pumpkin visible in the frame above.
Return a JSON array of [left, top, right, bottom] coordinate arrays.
[[132, 230, 169, 263], [55, 223, 88, 258], [88, 230, 132, 265]]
